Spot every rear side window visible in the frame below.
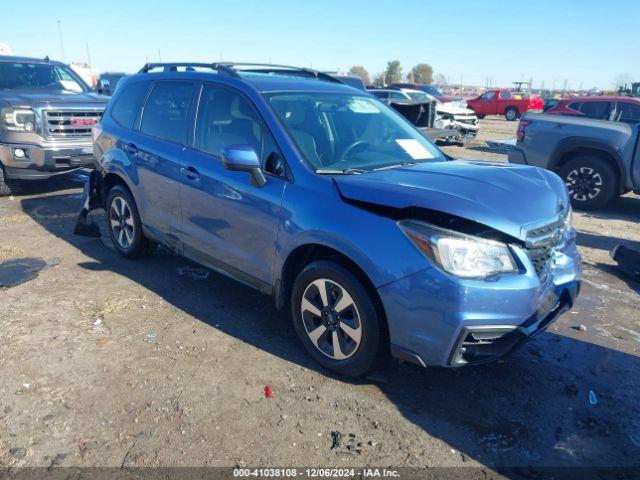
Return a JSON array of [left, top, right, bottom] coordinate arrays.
[[140, 81, 196, 144], [567, 102, 582, 113], [617, 102, 640, 123], [480, 92, 495, 100], [110, 81, 150, 129], [499, 91, 512, 99], [579, 101, 611, 120]]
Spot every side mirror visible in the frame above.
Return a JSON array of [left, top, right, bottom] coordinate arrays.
[[222, 145, 266, 187]]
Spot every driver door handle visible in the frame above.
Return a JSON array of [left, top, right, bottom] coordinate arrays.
[[180, 166, 200, 181]]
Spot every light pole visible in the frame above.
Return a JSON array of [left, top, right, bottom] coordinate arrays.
[[57, 20, 65, 61]]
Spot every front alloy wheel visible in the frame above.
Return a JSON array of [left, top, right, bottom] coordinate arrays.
[[301, 278, 362, 360], [291, 260, 383, 377]]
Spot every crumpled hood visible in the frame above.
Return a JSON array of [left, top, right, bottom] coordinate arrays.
[[333, 160, 569, 241], [436, 103, 476, 116], [0, 89, 109, 108]]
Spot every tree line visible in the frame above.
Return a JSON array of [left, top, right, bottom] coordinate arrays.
[[348, 61, 446, 87]]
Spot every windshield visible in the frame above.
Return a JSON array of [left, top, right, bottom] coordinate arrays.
[[422, 85, 444, 97], [406, 91, 436, 102], [0, 62, 88, 92], [268, 92, 444, 173]]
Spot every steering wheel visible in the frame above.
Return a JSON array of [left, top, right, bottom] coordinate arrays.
[[339, 140, 370, 162]]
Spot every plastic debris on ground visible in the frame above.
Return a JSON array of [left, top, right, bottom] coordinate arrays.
[[589, 390, 598, 405], [264, 385, 273, 398], [144, 332, 157, 343], [177, 266, 210, 281]]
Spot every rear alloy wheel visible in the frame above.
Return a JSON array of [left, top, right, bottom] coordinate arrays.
[[505, 107, 519, 121], [105, 185, 148, 258], [291, 261, 382, 377], [559, 156, 617, 211]]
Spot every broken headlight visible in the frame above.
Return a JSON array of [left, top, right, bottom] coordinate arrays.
[[398, 220, 518, 279], [1, 107, 36, 132]]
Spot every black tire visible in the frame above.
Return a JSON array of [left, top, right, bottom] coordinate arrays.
[[0, 164, 14, 197], [505, 107, 519, 121], [105, 185, 148, 258], [291, 260, 383, 377], [476, 114, 486, 119], [559, 155, 618, 211]]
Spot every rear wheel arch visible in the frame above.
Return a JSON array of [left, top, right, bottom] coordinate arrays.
[[277, 244, 389, 347], [552, 147, 623, 190]]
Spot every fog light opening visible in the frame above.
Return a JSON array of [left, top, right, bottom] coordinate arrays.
[[13, 148, 27, 159]]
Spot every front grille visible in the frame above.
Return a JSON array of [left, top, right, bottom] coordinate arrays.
[[43, 109, 103, 138], [524, 217, 564, 277]]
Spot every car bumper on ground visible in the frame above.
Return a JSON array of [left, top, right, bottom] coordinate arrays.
[[379, 238, 582, 368], [0, 140, 95, 180]]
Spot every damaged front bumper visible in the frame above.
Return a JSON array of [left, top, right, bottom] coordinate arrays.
[[379, 230, 582, 368]]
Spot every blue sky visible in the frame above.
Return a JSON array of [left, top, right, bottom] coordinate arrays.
[[3, 0, 638, 89]]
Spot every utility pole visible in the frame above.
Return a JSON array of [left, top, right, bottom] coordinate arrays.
[[57, 20, 65, 61], [85, 43, 92, 68], [157, 50, 162, 62]]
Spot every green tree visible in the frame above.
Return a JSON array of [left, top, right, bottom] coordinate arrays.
[[348, 66, 370, 85], [410, 63, 434, 84], [384, 60, 402, 85]]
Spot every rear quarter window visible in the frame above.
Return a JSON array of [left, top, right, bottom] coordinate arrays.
[[110, 81, 150, 129]]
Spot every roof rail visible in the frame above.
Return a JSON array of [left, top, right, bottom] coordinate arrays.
[[138, 61, 340, 84], [216, 63, 341, 83]]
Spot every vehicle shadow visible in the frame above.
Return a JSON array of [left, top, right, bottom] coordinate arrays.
[[578, 194, 640, 223], [19, 192, 640, 471]]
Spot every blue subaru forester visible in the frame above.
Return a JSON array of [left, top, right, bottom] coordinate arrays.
[[78, 62, 581, 377]]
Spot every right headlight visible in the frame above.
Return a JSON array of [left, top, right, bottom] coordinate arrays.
[[398, 220, 518, 279], [1, 107, 36, 132]]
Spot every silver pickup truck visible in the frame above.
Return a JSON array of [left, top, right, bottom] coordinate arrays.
[[508, 112, 640, 210], [0, 55, 108, 195]]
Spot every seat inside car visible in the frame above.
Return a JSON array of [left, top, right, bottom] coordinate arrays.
[[198, 90, 260, 156], [271, 99, 332, 168]]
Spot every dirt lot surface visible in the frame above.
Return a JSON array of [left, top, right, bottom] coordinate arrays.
[[1, 117, 639, 472]]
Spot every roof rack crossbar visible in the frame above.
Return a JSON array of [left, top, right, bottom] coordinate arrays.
[[137, 61, 340, 84], [138, 62, 240, 77]]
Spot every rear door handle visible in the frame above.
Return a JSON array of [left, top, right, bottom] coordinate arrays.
[[124, 143, 138, 155], [180, 166, 200, 181]]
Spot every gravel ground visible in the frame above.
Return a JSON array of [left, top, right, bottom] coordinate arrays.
[[1, 117, 639, 472]]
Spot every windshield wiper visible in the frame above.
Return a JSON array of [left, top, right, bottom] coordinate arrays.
[[371, 161, 418, 172], [316, 168, 366, 175]]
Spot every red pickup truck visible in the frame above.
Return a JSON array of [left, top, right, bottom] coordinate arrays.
[[466, 89, 543, 121]]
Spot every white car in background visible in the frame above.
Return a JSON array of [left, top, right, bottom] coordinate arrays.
[[370, 88, 479, 144]]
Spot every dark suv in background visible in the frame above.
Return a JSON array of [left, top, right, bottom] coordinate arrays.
[[0, 55, 108, 195]]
